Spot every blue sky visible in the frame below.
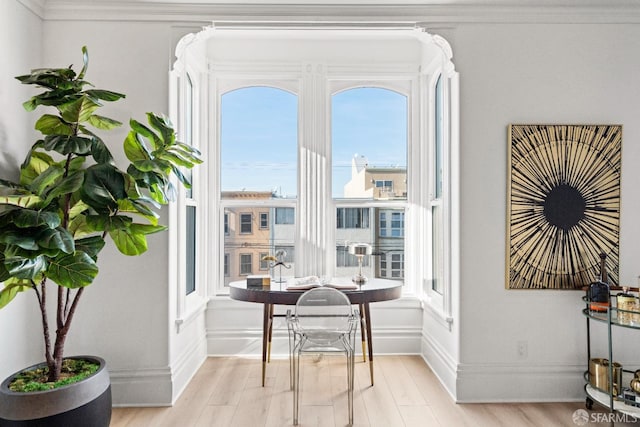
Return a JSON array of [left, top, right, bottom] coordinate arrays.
[[220, 86, 407, 197]]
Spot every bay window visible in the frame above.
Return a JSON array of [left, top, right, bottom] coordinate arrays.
[[171, 29, 457, 310]]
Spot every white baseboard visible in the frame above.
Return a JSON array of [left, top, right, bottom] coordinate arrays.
[[170, 335, 208, 404], [455, 362, 585, 403], [109, 367, 173, 407], [420, 332, 458, 400], [110, 334, 207, 406], [207, 326, 423, 357]]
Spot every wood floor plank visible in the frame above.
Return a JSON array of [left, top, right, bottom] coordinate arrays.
[[378, 356, 427, 406], [193, 405, 237, 427], [111, 356, 631, 427]]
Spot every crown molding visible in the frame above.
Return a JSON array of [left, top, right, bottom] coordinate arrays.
[[17, 0, 46, 18], [39, 2, 640, 24]]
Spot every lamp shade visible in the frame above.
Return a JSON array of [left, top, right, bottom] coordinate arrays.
[[348, 243, 372, 256]]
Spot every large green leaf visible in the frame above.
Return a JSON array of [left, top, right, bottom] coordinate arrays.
[[59, 96, 100, 124], [0, 281, 29, 309], [146, 113, 175, 147], [0, 194, 43, 209], [43, 135, 93, 156], [4, 247, 47, 279], [123, 132, 151, 163], [67, 215, 93, 238], [78, 46, 89, 80], [43, 170, 84, 206], [130, 223, 166, 235], [81, 164, 126, 212], [90, 138, 114, 165], [46, 252, 98, 288], [129, 119, 159, 150], [74, 236, 106, 259], [0, 250, 9, 282], [87, 114, 122, 130], [84, 89, 125, 103], [13, 209, 60, 229], [68, 199, 90, 219], [16, 67, 77, 89], [85, 214, 132, 233], [109, 227, 148, 256], [37, 227, 75, 254], [0, 230, 38, 251], [117, 199, 159, 225], [20, 149, 53, 184], [35, 114, 73, 136], [28, 165, 64, 196]]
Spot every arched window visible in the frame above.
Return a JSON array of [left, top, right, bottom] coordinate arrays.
[[220, 86, 298, 286], [332, 87, 407, 280]]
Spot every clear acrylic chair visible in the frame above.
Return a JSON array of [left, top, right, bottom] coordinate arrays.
[[286, 287, 359, 426]]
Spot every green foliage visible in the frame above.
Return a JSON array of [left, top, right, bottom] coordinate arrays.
[[9, 358, 99, 392], [0, 46, 202, 309]]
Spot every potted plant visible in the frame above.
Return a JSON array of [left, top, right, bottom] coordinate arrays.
[[0, 47, 202, 427]]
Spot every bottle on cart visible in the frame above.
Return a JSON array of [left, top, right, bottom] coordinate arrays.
[[588, 253, 610, 313]]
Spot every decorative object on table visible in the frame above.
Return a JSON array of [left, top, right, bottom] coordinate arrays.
[[0, 47, 202, 427], [349, 243, 372, 284], [588, 253, 610, 314], [246, 275, 271, 288], [262, 250, 290, 283], [616, 287, 640, 325], [507, 124, 621, 289]]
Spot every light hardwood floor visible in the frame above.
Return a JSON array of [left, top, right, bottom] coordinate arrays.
[[110, 355, 636, 426]]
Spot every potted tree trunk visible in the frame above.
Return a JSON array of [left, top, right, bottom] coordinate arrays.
[[0, 47, 201, 427]]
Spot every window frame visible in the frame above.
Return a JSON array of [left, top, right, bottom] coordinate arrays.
[[422, 69, 457, 327], [239, 213, 253, 234], [239, 253, 253, 276], [169, 67, 208, 332], [178, 30, 457, 308]]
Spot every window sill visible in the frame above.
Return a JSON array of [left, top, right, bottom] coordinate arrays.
[[422, 299, 453, 331], [175, 297, 208, 333]]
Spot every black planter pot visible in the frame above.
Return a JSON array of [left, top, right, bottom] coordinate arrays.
[[0, 356, 111, 427]]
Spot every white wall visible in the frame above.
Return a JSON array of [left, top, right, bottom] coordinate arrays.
[[3, 1, 640, 406], [0, 0, 44, 382], [451, 23, 640, 402]]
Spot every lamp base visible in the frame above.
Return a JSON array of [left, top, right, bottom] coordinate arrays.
[[352, 274, 368, 285]]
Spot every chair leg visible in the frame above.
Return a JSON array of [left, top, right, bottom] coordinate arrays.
[[359, 304, 366, 362], [293, 350, 300, 425], [288, 331, 294, 390]]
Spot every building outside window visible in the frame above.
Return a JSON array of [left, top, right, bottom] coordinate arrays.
[[337, 207, 370, 229], [275, 207, 295, 224], [240, 253, 252, 275], [240, 213, 253, 234], [260, 212, 269, 229]]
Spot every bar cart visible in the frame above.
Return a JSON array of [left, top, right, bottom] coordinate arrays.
[[582, 285, 640, 418]]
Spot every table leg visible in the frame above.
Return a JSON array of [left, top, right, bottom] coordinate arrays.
[[262, 303, 271, 387], [359, 304, 367, 362], [267, 304, 275, 363], [363, 302, 374, 386]]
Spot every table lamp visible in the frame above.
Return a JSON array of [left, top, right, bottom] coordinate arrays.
[[348, 243, 372, 284]]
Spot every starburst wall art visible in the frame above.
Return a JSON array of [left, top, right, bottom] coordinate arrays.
[[507, 124, 622, 290]]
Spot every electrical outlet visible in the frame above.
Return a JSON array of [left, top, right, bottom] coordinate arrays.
[[517, 341, 528, 360]]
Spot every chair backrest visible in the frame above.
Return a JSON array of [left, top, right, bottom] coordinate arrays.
[[294, 287, 353, 343]]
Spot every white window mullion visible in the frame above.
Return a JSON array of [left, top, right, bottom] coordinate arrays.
[[298, 63, 329, 277]]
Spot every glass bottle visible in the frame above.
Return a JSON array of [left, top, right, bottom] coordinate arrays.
[[588, 253, 609, 314]]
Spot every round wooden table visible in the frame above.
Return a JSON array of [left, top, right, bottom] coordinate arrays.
[[229, 278, 402, 386]]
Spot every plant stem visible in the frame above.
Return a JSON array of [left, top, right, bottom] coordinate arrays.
[[33, 278, 54, 375], [50, 288, 84, 380]]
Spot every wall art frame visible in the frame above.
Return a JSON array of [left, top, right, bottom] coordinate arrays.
[[506, 124, 622, 290]]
